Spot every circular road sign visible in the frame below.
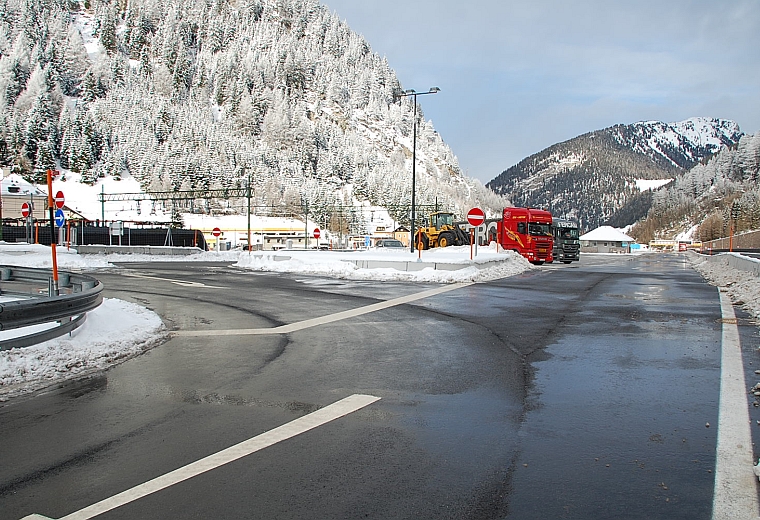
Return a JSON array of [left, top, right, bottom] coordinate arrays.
[[55, 191, 65, 209], [54, 208, 65, 227], [21, 202, 30, 218], [212, 227, 222, 237], [313, 228, 321, 239], [467, 207, 485, 226]]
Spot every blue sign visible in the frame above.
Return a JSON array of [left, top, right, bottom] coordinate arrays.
[[364, 235, 371, 247], [54, 208, 65, 227]]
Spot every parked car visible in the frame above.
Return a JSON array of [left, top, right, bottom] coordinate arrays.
[[375, 239, 405, 248]]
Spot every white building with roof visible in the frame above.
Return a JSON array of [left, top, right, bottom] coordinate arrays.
[[579, 226, 636, 253]]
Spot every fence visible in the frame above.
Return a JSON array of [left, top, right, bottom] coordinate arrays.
[[702, 229, 760, 252], [1, 223, 208, 250]]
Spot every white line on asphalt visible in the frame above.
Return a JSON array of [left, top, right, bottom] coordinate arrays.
[[21, 394, 380, 520], [121, 272, 224, 289], [712, 288, 760, 520], [173, 282, 473, 337]]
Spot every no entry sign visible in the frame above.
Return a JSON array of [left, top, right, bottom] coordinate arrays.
[[467, 207, 485, 226], [21, 202, 30, 218], [54, 191, 65, 209], [212, 227, 222, 237], [313, 228, 321, 239]]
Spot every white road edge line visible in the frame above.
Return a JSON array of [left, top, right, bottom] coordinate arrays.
[[22, 394, 381, 520], [712, 288, 760, 520], [173, 282, 474, 337]]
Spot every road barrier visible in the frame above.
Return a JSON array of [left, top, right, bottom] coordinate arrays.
[[0, 266, 103, 350], [691, 251, 760, 277]]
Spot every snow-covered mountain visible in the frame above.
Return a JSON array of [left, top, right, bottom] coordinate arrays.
[[616, 118, 742, 170], [486, 118, 743, 230], [629, 130, 760, 244], [0, 0, 507, 233]]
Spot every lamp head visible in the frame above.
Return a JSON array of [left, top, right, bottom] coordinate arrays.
[[429, 87, 440, 93]]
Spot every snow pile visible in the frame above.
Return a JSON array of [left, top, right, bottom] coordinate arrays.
[[235, 245, 534, 283], [0, 298, 166, 400], [0, 243, 114, 269], [689, 254, 760, 320]]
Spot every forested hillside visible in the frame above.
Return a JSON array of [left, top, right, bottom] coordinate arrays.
[[0, 0, 507, 229], [486, 118, 743, 231], [628, 131, 760, 244]]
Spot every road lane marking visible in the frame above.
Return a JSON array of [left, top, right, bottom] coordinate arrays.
[[173, 282, 473, 337], [712, 288, 760, 520], [121, 272, 224, 289], [22, 394, 381, 520]]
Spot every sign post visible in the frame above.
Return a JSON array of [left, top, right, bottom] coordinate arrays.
[[22, 201, 31, 243], [212, 227, 222, 251], [467, 208, 485, 258], [313, 228, 321, 249], [46, 170, 60, 295], [0, 167, 4, 242]]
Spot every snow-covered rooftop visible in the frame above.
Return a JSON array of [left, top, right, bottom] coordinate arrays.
[[580, 226, 636, 243]]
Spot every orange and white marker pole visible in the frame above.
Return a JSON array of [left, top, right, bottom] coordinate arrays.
[[46, 169, 59, 296]]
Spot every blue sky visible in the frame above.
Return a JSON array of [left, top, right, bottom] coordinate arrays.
[[322, 0, 760, 184]]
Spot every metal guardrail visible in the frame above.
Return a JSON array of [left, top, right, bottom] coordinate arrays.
[[0, 266, 104, 350]]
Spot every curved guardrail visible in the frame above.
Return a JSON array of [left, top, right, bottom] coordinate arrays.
[[0, 266, 103, 350]]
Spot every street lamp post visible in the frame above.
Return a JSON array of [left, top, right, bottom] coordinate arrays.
[[398, 87, 440, 252]]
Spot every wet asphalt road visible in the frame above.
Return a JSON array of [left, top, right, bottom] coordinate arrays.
[[0, 253, 757, 519]]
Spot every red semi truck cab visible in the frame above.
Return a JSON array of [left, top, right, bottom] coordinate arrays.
[[498, 207, 554, 264]]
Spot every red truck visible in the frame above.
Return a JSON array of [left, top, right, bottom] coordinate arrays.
[[462, 207, 554, 265]]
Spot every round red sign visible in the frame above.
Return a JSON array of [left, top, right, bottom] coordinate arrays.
[[467, 207, 485, 226], [212, 227, 222, 237], [54, 190, 65, 209], [21, 202, 30, 218], [313, 228, 321, 239]]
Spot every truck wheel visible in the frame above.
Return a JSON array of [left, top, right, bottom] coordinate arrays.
[[439, 233, 454, 248], [417, 233, 429, 250]]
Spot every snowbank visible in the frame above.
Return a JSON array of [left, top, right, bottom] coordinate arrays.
[[0, 298, 166, 400]]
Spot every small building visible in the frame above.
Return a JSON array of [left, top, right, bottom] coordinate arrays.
[[1, 174, 48, 220], [580, 226, 636, 253]]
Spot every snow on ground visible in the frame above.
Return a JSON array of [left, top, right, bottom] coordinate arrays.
[[0, 298, 166, 401], [688, 253, 760, 320], [1, 243, 757, 401], [235, 244, 534, 283]]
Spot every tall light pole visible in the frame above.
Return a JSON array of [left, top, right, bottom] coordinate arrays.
[[398, 87, 440, 252]]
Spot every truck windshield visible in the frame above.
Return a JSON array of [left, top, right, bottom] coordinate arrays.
[[528, 222, 552, 236], [558, 228, 579, 239]]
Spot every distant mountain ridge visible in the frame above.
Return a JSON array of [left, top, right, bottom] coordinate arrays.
[[486, 118, 743, 230]]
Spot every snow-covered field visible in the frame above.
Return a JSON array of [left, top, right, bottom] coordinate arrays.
[[0, 244, 757, 401]]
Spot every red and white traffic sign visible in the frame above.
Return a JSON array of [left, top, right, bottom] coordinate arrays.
[[54, 190, 65, 209], [21, 202, 30, 218], [313, 228, 321, 239], [212, 227, 222, 237], [467, 207, 485, 226]]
